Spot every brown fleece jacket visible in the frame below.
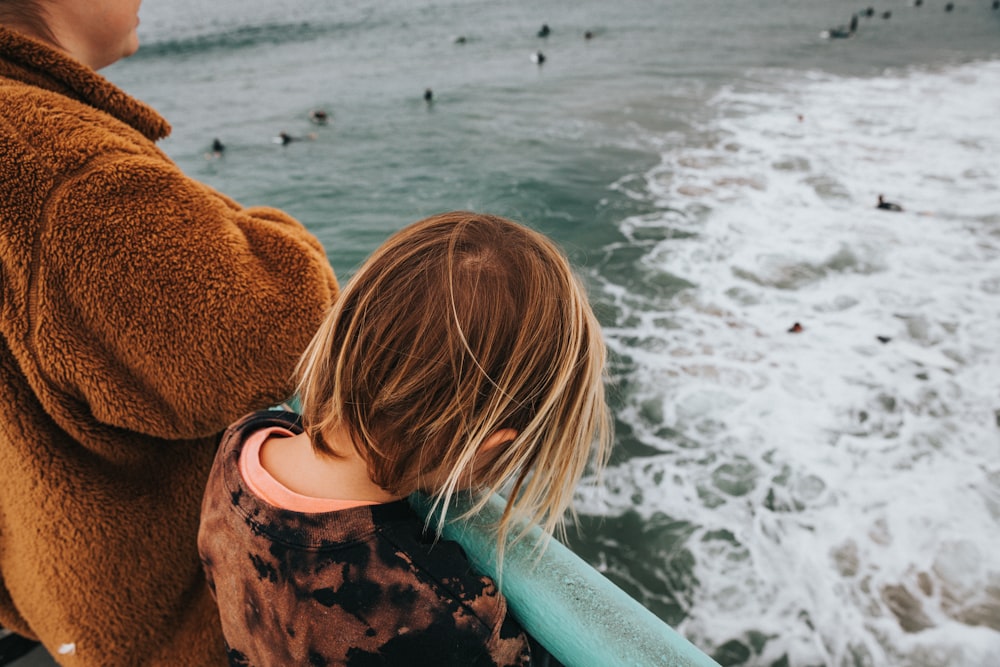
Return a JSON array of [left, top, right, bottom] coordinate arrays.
[[0, 27, 337, 666]]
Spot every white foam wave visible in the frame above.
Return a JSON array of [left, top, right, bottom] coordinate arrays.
[[583, 60, 1000, 666]]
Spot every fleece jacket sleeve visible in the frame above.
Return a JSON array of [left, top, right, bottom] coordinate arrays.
[[30, 152, 338, 441]]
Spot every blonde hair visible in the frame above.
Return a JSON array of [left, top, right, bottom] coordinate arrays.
[[297, 211, 610, 557]]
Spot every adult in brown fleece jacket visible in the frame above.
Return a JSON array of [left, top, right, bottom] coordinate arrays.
[[0, 2, 337, 664]]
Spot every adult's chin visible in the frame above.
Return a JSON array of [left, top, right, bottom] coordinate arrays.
[[121, 34, 140, 61], [94, 40, 139, 70]]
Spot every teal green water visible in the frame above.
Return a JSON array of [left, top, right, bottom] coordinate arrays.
[[107, 1, 1000, 664], [112, 0, 999, 273]]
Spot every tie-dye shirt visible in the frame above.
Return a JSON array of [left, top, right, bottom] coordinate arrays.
[[198, 410, 533, 667]]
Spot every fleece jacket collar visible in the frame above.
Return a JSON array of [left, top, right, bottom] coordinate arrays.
[[0, 25, 170, 142]]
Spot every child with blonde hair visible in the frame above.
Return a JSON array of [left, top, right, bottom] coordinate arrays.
[[198, 211, 611, 666]]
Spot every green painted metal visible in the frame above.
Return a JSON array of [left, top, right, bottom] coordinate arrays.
[[410, 493, 721, 667]]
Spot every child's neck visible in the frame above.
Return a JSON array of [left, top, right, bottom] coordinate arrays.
[[259, 427, 402, 504]]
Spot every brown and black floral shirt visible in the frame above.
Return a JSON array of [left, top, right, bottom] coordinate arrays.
[[198, 411, 533, 667]]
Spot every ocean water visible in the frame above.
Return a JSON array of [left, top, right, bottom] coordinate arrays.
[[107, 1, 1000, 665]]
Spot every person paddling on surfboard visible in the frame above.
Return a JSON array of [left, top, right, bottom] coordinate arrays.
[[199, 212, 612, 666], [877, 194, 904, 211]]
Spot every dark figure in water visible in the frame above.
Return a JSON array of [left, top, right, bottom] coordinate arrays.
[[824, 14, 858, 38], [914, 0, 923, 6], [205, 138, 224, 159], [275, 131, 318, 145], [309, 109, 329, 125], [882, 10, 892, 18], [945, 2, 954, 10], [788, 322, 804, 334], [424, 88, 433, 103], [584, 30, 594, 40], [531, 51, 546, 65], [863, 6, 875, 16], [993, 1, 999, 10], [877, 195, 903, 212], [537, 23, 550, 37]]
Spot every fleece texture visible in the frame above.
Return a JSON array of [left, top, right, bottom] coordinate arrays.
[[0, 26, 338, 666]]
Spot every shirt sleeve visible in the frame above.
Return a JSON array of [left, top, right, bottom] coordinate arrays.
[[30, 152, 338, 440]]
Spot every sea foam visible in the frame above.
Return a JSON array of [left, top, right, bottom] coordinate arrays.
[[580, 60, 1000, 666]]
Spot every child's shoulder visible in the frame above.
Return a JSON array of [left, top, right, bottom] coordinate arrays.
[[377, 507, 501, 601], [372, 501, 507, 628], [362, 511, 531, 664]]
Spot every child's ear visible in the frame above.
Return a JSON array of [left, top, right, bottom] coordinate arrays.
[[481, 428, 518, 452]]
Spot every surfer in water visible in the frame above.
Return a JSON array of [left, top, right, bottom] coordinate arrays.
[[877, 194, 903, 212], [204, 137, 225, 160], [822, 13, 858, 39], [275, 131, 317, 145]]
